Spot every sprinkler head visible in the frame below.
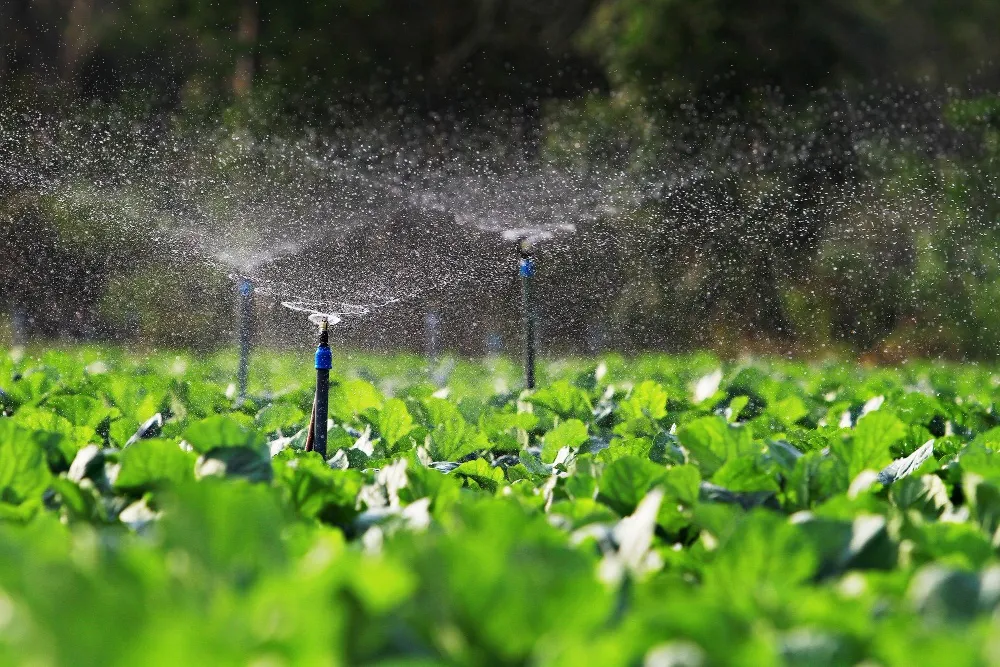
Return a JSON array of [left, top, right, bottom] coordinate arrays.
[[518, 240, 535, 278], [308, 312, 340, 328], [311, 314, 333, 348]]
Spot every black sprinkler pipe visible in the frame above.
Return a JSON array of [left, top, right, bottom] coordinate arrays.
[[519, 241, 536, 390], [236, 278, 254, 403], [308, 318, 332, 458]]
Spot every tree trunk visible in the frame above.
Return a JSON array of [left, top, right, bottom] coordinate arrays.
[[61, 0, 95, 84], [232, 0, 260, 96]]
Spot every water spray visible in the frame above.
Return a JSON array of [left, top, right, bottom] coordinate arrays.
[[519, 239, 537, 390], [236, 277, 254, 403], [306, 314, 333, 457]]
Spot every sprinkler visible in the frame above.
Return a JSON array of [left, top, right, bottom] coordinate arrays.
[[279, 300, 372, 457], [10, 306, 27, 346], [424, 310, 441, 364], [500, 225, 574, 391], [305, 315, 333, 457], [519, 239, 536, 390], [236, 277, 254, 403]]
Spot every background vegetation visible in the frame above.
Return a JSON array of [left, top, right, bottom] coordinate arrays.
[[2, 0, 1000, 358]]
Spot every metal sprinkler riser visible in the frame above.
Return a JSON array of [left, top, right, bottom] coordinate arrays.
[[236, 277, 254, 403], [519, 240, 536, 390], [310, 318, 333, 458]]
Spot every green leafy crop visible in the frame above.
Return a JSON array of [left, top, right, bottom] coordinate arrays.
[[1, 347, 1000, 665]]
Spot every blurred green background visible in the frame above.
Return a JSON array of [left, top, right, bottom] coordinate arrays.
[[2, 0, 1000, 359]]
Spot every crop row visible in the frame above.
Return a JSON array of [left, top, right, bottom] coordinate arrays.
[[2, 348, 1000, 665]]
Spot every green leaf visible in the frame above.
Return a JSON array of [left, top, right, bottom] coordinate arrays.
[[563, 470, 598, 500], [159, 480, 287, 582], [677, 416, 754, 477], [890, 474, 950, 517], [771, 395, 808, 426], [526, 381, 593, 421], [619, 380, 668, 421], [549, 497, 619, 528], [598, 455, 667, 515], [656, 465, 702, 533], [48, 476, 101, 521], [480, 411, 538, 436], [177, 380, 228, 418], [101, 375, 166, 422], [255, 403, 306, 434], [712, 454, 780, 493], [542, 419, 589, 463], [907, 566, 982, 622], [0, 421, 52, 506], [3, 369, 57, 408], [909, 521, 993, 570], [399, 458, 462, 509], [963, 476, 1000, 541], [957, 444, 1000, 483], [9, 406, 96, 464], [518, 450, 551, 480], [417, 397, 462, 428], [505, 463, 532, 484], [108, 416, 140, 448], [614, 380, 669, 437], [182, 414, 265, 453], [115, 438, 197, 492], [479, 411, 537, 452], [340, 552, 417, 615], [704, 510, 818, 607], [427, 416, 489, 462], [399, 499, 612, 659], [452, 459, 505, 493], [727, 395, 750, 422], [195, 445, 273, 483], [596, 436, 652, 463], [837, 411, 907, 478], [329, 379, 384, 422], [45, 395, 114, 429], [378, 398, 415, 448], [972, 426, 1000, 450], [276, 455, 364, 525], [660, 464, 701, 505], [782, 451, 849, 511]]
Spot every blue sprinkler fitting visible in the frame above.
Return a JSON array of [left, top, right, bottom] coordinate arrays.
[[519, 257, 535, 278], [238, 278, 253, 298], [315, 345, 332, 370]]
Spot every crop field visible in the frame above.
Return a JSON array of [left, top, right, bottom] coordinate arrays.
[[2, 347, 1000, 665]]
